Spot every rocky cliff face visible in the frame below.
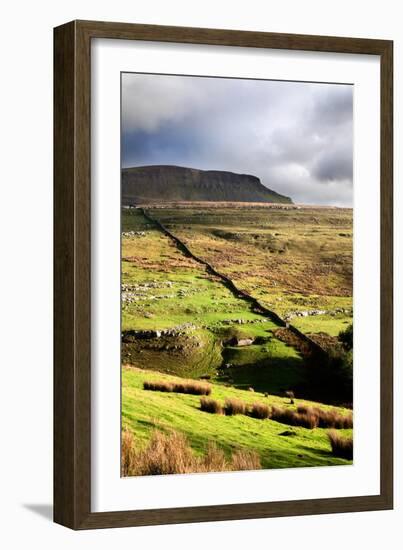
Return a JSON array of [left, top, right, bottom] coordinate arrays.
[[122, 165, 292, 204]]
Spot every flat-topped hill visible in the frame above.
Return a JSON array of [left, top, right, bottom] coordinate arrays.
[[122, 165, 292, 204]]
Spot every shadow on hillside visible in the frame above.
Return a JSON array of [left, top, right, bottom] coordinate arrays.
[[215, 356, 307, 397]]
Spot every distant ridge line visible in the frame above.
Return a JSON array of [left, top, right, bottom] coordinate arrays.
[[122, 165, 292, 205]]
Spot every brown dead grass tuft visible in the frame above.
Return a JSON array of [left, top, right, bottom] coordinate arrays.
[[231, 449, 262, 471], [315, 407, 353, 429], [200, 397, 224, 415], [249, 402, 271, 419], [144, 379, 211, 396], [224, 398, 246, 416], [121, 429, 262, 476], [327, 430, 353, 459], [121, 429, 137, 477], [270, 404, 353, 430], [201, 443, 228, 472], [143, 380, 173, 392]]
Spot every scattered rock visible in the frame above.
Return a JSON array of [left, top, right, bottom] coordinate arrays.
[[284, 307, 352, 322], [226, 336, 254, 347], [122, 230, 146, 238]]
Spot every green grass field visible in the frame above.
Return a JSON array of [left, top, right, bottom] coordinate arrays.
[[291, 314, 352, 336], [121, 205, 353, 474], [122, 366, 353, 470], [121, 208, 308, 391], [147, 204, 353, 324]]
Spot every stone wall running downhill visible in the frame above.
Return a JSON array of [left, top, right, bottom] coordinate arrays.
[[139, 208, 329, 360]]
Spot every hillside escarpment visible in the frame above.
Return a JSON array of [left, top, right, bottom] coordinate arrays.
[[122, 165, 292, 204]]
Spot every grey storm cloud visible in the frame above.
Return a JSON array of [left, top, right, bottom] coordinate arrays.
[[122, 73, 353, 206]]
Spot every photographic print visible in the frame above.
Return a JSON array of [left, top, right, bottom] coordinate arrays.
[[54, 21, 393, 528], [120, 72, 354, 477]]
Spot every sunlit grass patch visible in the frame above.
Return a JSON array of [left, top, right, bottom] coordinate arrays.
[[122, 367, 353, 471]]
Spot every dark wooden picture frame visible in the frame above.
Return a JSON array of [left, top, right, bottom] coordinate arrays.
[[54, 20, 393, 530]]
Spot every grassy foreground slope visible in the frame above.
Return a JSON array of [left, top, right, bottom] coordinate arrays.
[[122, 366, 353, 470]]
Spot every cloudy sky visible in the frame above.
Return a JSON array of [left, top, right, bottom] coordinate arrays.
[[122, 73, 353, 206]]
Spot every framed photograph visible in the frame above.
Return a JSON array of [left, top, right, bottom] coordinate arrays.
[[54, 20, 393, 529]]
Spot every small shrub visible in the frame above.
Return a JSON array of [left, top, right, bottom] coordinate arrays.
[[200, 397, 224, 415], [338, 324, 353, 351], [249, 402, 271, 419], [224, 398, 246, 416], [327, 430, 353, 459]]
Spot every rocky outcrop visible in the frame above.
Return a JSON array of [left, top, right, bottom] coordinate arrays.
[[122, 322, 198, 342]]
